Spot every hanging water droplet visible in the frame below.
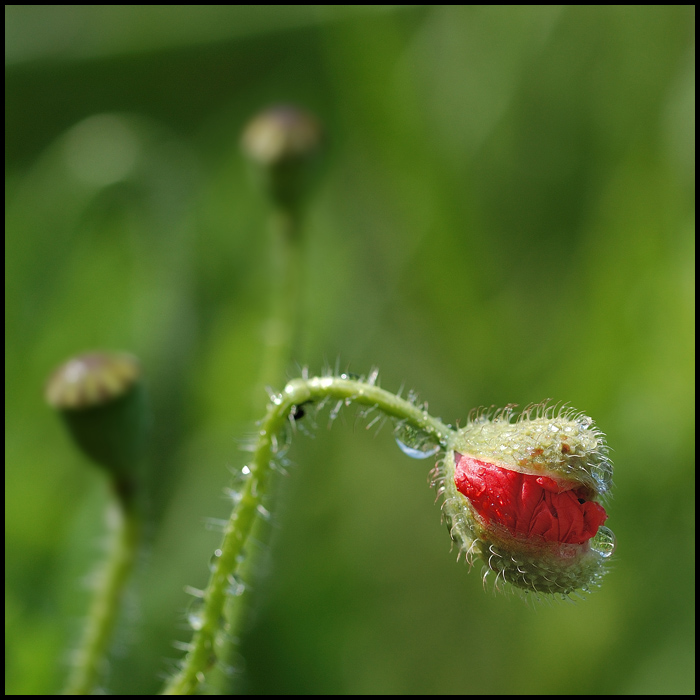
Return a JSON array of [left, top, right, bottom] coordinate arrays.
[[215, 628, 234, 655], [394, 422, 440, 459], [186, 598, 205, 631], [209, 548, 223, 572], [396, 436, 439, 459], [227, 574, 246, 597], [590, 526, 616, 558], [590, 457, 614, 494], [224, 487, 243, 505]]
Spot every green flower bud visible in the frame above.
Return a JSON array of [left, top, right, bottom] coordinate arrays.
[[45, 352, 148, 499], [241, 104, 323, 211], [432, 403, 615, 596]]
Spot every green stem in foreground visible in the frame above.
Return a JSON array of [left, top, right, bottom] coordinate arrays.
[[161, 375, 454, 695], [63, 493, 140, 695], [210, 206, 304, 691]]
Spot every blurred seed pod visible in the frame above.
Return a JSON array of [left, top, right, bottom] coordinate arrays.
[[45, 351, 149, 499], [241, 104, 324, 212]]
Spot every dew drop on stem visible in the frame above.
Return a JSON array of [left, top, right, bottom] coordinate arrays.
[[209, 549, 223, 572], [227, 574, 246, 597], [186, 598, 205, 631], [394, 422, 440, 459]]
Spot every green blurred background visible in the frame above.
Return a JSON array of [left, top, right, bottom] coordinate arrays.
[[5, 5, 695, 695]]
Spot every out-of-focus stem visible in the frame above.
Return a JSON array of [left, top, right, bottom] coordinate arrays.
[[63, 493, 140, 695], [253, 207, 303, 414]]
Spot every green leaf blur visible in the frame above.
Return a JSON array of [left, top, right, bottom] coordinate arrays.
[[5, 5, 694, 695]]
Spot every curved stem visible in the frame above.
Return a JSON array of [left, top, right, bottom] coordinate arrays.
[[161, 375, 454, 694], [63, 492, 140, 695]]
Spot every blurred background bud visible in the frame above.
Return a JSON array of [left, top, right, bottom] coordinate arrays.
[[45, 352, 149, 498], [241, 104, 323, 212]]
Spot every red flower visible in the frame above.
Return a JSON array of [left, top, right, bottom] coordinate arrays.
[[454, 452, 607, 545]]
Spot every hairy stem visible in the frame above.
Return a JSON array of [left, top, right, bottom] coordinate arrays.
[[208, 206, 305, 691], [63, 492, 140, 695], [161, 375, 454, 694]]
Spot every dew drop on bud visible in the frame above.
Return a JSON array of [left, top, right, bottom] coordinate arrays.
[[394, 423, 440, 460], [590, 526, 616, 558], [590, 458, 614, 494]]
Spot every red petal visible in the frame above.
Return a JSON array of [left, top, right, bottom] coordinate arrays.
[[454, 453, 607, 545]]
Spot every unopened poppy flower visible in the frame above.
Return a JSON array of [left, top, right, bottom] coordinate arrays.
[[432, 403, 615, 595], [45, 351, 148, 502], [241, 104, 323, 211]]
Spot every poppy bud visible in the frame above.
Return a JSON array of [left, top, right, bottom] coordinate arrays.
[[434, 404, 615, 595], [45, 351, 148, 502], [241, 104, 323, 212]]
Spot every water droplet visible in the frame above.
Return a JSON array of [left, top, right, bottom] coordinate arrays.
[[215, 628, 235, 654], [590, 526, 616, 558], [577, 416, 593, 430], [186, 599, 205, 631], [227, 574, 246, 597], [224, 487, 243, 505], [209, 549, 223, 572], [396, 437, 439, 459], [593, 456, 614, 491], [241, 465, 251, 475], [394, 422, 439, 459]]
